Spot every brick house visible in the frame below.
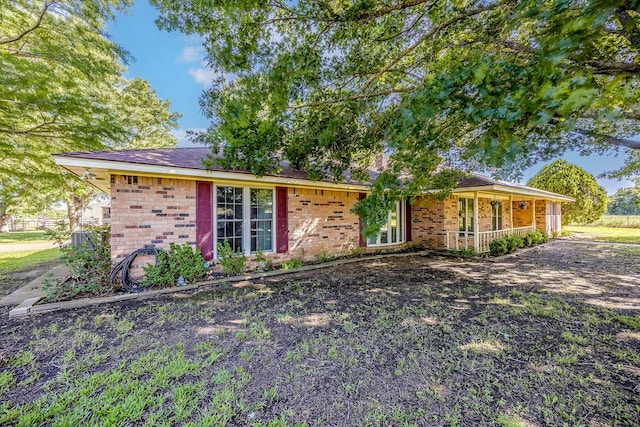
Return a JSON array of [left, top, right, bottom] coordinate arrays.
[[54, 148, 574, 261]]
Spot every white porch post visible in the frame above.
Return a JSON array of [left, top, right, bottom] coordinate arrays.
[[473, 192, 479, 252], [509, 194, 513, 230], [532, 198, 536, 230]]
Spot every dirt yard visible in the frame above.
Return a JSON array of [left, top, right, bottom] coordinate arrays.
[[1, 241, 639, 426]]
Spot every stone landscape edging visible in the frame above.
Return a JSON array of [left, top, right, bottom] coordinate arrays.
[[9, 249, 433, 319], [9, 240, 578, 319]]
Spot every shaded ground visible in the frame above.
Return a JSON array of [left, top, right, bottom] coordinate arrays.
[[1, 241, 639, 426], [0, 259, 62, 299]]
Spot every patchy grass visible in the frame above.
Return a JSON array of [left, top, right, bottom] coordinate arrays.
[[564, 225, 640, 244], [0, 248, 61, 274], [0, 231, 50, 244], [1, 242, 639, 426]]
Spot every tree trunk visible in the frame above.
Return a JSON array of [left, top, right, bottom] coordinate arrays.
[[66, 195, 86, 232]]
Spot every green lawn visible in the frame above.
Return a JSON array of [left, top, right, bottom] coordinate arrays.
[[0, 231, 50, 244], [0, 248, 61, 274], [564, 225, 640, 244]]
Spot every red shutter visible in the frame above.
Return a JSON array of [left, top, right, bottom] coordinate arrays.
[[196, 181, 214, 261], [276, 186, 288, 253], [358, 193, 367, 247], [405, 199, 412, 242]]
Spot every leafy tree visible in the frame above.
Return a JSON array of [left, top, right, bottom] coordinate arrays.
[[607, 187, 640, 215], [1, 1, 181, 230], [527, 160, 607, 225], [151, 0, 640, 233]]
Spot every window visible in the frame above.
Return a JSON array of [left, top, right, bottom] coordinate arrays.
[[216, 186, 274, 255], [250, 189, 273, 252], [458, 198, 474, 236], [216, 186, 244, 252], [367, 201, 405, 246], [491, 201, 503, 231]]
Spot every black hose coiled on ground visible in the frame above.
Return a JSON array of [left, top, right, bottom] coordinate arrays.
[[110, 245, 165, 292]]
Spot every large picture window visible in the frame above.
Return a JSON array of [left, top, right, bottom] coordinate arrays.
[[367, 201, 405, 246], [216, 186, 274, 255], [458, 198, 474, 236]]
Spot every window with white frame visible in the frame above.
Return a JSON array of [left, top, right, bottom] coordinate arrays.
[[458, 198, 474, 236], [491, 201, 503, 231], [367, 201, 405, 246], [216, 186, 273, 255]]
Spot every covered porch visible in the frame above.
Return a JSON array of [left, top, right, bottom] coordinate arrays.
[[444, 186, 567, 253]]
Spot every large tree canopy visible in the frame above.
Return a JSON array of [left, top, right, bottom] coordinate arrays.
[[151, 0, 640, 232], [1, 0, 181, 230], [527, 159, 608, 224]]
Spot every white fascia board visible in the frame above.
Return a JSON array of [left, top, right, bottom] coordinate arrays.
[[452, 184, 575, 202], [53, 155, 370, 192]]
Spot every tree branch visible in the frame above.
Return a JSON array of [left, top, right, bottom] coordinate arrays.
[[0, 1, 56, 45], [290, 87, 418, 110], [351, 0, 431, 22], [499, 40, 640, 75], [362, 2, 503, 91], [572, 127, 640, 150], [0, 115, 59, 136], [615, 7, 640, 48]]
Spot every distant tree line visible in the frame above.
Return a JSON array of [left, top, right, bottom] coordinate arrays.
[[607, 187, 640, 215]]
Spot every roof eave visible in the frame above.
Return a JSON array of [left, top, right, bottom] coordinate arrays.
[[53, 155, 371, 192], [453, 184, 575, 202]]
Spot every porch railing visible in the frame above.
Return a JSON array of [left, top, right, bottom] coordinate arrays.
[[445, 226, 536, 253]]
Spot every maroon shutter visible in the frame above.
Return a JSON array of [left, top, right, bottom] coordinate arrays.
[[358, 193, 367, 247], [196, 181, 214, 261], [405, 199, 412, 242], [276, 186, 288, 253]]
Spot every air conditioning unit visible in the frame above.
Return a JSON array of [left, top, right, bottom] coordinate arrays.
[[71, 231, 92, 247]]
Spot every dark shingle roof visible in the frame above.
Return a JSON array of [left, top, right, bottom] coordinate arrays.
[[56, 148, 573, 200], [56, 147, 378, 186]]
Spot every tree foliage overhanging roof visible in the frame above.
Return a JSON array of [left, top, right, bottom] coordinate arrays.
[[150, 0, 640, 231]]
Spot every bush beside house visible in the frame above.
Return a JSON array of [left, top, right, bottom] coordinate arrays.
[[488, 230, 549, 256]]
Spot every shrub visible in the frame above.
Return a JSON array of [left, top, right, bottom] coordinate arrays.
[[45, 220, 71, 248], [42, 225, 111, 302], [489, 238, 508, 256], [143, 242, 208, 287], [538, 230, 549, 243], [254, 248, 273, 272], [531, 230, 549, 244], [317, 246, 336, 263], [216, 240, 247, 275], [282, 258, 303, 270], [143, 250, 174, 287], [524, 233, 534, 247], [505, 235, 521, 253]]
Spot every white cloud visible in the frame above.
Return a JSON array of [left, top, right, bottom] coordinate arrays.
[[188, 66, 217, 87], [178, 45, 204, 63], [173, 128, 207, 147]]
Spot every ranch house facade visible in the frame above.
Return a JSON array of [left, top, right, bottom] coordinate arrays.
[[54, 148, 574, 262]]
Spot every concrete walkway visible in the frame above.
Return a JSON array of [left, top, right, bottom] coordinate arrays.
[[0, 241, 60, 253], [0, 264, 69, 307]]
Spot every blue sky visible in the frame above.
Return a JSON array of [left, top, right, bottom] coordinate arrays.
[[109, 2, 634, 194]]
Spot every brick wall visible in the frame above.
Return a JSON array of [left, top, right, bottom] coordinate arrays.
[[411, 196, 444, 249], [286, 187, 363, 259], [410, 196, 459, 250], [535, 200, 549, 231], [478, 198, 492, 231], [478, 198, 512, 231], [111, 175, 196, 261], [512, 200, 534, 228]]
